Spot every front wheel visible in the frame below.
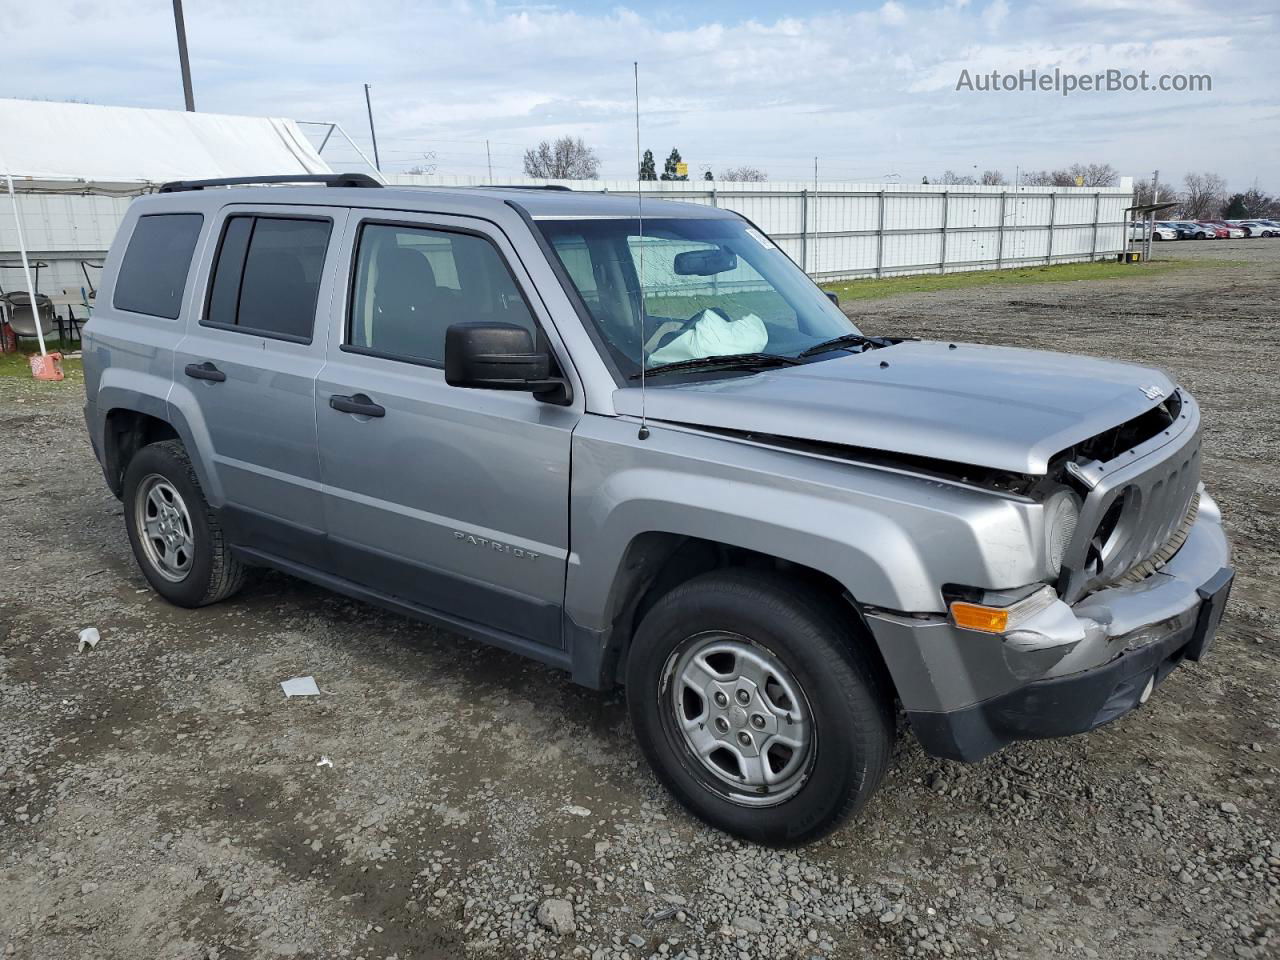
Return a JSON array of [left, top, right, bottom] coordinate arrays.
[[626, 570, 894, 845]]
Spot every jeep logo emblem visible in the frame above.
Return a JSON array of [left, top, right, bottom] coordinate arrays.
[[1139, 384, 1165, 400]]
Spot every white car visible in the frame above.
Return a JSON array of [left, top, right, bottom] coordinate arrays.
[[1148, 222, 1180, 241], [1228, 220, 1278, 238]]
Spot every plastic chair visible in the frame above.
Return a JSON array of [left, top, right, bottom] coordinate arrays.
[[1, 291, 57, 345]]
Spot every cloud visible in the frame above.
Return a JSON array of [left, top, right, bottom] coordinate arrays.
[[982, 0, 1010, 32], [0, 0, 1276, 188], [880, 2, 908, 26]]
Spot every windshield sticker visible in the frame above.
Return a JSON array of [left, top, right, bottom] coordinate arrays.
[[745, 227, 776, 250]]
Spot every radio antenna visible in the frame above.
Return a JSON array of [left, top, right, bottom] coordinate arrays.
[[633, 61, 650, 441]]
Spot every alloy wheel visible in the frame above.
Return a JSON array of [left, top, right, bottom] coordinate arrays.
[[135, 474, 196, 582], [661, 632, 815, 806]]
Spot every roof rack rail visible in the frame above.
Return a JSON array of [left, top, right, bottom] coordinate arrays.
[[158, 173, 383, 193], [486, 184, 573, 191]]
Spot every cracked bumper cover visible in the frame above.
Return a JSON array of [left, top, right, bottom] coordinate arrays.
[[865, 488, 1233, 763]]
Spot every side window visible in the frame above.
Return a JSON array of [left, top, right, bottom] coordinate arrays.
[[112, 213, 203, 319], [204, 215, 332, 341], [348, 223, 536, 365]]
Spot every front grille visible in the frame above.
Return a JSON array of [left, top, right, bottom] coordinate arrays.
[[1114, 492, 1199, 584], [1060, 401, 1202, 602]]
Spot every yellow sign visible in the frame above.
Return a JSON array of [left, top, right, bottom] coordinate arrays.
[[1074, 175, 1085, 186], [675, 162, 689, 177]]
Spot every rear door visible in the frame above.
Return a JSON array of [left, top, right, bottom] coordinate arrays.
[[314, 209, 578, 649], [171, 204, 348, 566]]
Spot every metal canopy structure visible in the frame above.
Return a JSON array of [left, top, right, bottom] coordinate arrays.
[[1125, 201, 1180, 261]]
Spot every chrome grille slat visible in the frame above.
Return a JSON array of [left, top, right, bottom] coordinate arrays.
[[1060, 392, 1202, 603]]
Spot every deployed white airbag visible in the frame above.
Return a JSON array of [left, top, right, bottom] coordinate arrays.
[[648, 309, 768, 365]]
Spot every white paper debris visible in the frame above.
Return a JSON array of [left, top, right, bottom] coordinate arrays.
[[316, 756, 333, 768], [280, 676, 320, 698], [77, 627, 100, 653]]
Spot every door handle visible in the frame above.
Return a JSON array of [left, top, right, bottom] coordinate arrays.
[[329, 393, 386, 418], [184, 361, 226, 382]]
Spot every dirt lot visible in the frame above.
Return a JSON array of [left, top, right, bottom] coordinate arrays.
[[2, 239, 1277, 960]]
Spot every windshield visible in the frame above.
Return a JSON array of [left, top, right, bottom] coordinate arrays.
[[538, 217, 862, 379]]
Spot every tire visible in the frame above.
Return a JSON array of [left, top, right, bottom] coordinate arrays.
[[122, 439, 246, 608], [625, 569, 894, 846]]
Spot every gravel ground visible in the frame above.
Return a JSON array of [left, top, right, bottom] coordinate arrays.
[[1, 239, 1277, 960]]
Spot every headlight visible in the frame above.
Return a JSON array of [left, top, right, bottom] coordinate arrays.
[[1043, 489, 1080, 578]]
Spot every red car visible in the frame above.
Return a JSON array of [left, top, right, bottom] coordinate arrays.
[[1200, 220, 1246, 239]]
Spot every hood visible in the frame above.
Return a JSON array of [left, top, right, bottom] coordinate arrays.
[[613, 340, 1176, 475]]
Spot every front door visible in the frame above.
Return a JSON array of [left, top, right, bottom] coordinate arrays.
[[314, 210, 578, 648], [172, 205, 348, 566]]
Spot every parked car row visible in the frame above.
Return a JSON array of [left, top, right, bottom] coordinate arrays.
[[1131, 219, 1280, 240]]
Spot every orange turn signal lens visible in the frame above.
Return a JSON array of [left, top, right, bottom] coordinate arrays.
[[949, 601, 1010, 634]]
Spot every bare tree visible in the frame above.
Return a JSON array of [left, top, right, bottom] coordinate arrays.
[[1181, 172, 1228, 219], [1067, 162, 1119, 187], [1134, 177, 1177, 208], [1023, 163, 1119, 188], [980, 170, 1007, 185], [935, 170, 978, 185], [522, 137, 600, 179], [719, 166, 768, 182]]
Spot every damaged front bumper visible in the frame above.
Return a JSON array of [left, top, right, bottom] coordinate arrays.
[[865, 488, 1233, 763]]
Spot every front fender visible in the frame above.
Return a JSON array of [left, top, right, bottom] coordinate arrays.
[[566, 416, 1043, 631]]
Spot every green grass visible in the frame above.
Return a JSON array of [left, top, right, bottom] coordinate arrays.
[[821, 257, 1234, 303], [0, 340, 84, 379]]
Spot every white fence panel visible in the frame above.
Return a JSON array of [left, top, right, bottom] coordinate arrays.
[[0, 175, 1134, 304]]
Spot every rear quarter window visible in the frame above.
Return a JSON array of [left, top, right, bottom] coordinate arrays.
[[204, 215, 332, 342], [112, 213, 204, 319]]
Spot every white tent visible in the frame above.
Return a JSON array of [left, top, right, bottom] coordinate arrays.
[[0, 98, 332, 192], [0, 99, 342, 359]]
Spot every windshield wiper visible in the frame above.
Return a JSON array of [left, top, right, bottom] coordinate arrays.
[[797, 333, 894, 358], [630, 352, 802, 380]]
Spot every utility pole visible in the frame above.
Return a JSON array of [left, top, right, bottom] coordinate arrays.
[[1152, 168, 1160, 203], [172, 0, 195, 111], [813, 156, 818, 192], [486, 140, 493, 183], [364, 84, 381, 172]]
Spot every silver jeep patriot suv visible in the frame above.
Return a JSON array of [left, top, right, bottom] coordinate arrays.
[[83, 174, 1233, 845]]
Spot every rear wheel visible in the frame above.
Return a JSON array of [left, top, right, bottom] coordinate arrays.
[[626, 569, 894, 845], [123, 440, 246, 607]]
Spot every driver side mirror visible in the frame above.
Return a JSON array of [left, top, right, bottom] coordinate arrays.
[[444, 322, 570, 404]]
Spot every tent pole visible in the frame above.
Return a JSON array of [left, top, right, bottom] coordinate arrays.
[[331, 124, 386, 183], [5, 174, 48, 356]]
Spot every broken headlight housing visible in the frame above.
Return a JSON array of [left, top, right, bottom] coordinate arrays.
[[1043, 488, 1081, 578]]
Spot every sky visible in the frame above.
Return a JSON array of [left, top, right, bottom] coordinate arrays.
[[4, 0, 1278, 191]]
